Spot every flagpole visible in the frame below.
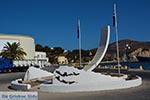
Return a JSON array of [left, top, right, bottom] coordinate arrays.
[[78, 19, 82, 67], [113, 3, 120, 75]]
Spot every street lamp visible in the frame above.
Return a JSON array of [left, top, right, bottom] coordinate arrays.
[[124, 44, 131, 61]]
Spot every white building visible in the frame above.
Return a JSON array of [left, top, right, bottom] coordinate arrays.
[[0, 34, 35, 59], [35, 52, 49, 68], [0, 34, 50, 68]]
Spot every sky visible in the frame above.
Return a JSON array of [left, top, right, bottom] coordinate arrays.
[[0, 0, 150, 50]]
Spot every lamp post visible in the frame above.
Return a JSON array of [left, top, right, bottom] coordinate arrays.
[[125, 44, 131, 61]]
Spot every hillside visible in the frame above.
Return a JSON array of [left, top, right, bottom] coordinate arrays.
[[103, 39, 150, 61]]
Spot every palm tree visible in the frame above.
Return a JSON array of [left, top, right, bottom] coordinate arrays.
[[0, 42, 27, 60]]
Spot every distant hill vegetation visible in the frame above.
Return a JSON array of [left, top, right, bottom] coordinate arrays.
[[35, 39, 150, 63]]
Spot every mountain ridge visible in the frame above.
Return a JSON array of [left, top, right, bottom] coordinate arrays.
[[103, 39, 150, 61]]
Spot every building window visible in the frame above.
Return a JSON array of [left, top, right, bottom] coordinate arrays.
[[37, 54, 39, 58]]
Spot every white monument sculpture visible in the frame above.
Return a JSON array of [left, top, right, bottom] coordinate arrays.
[[11, 26, 142, 92]]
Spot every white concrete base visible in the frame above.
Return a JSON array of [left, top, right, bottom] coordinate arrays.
[[11, 67, 53, 91], [32, 77, 141, 92], [31, 66, 142, 92], [11, 79, 31, 90]]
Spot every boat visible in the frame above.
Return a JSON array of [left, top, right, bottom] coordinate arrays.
[[136, 56, 150, 62]]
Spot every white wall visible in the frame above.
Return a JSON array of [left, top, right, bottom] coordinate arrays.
[[0, 40, 19, 52], [0, 34, 35, 59], [35, 51, 49, 68]]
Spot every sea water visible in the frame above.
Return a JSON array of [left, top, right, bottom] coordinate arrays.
[[100, 62, 150, 70]]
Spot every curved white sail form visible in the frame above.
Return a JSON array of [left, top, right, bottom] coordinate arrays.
[[83, 25, 110, 71]]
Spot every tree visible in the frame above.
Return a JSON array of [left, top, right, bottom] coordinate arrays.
[[35, 44, 43, 51], [0, 42, 27, 60], [53, 47, 64, 55], [43, 46, 51, 53]]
